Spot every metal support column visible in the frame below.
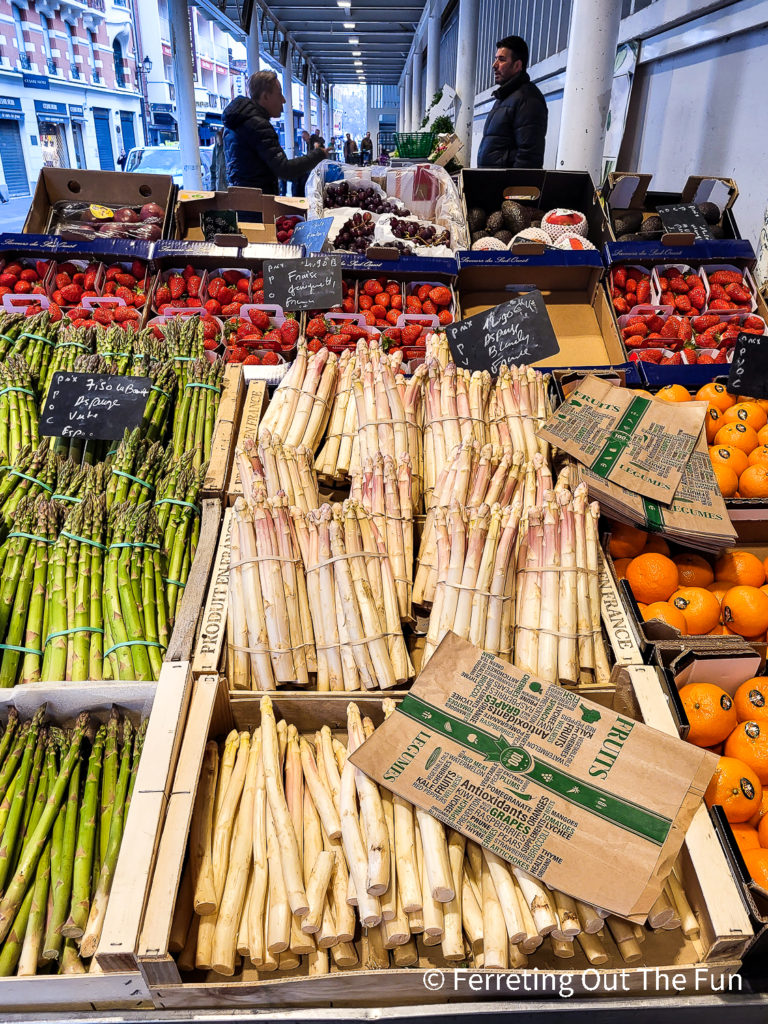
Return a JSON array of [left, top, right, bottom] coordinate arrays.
[[411, 46, 423, 130], [168, 0, 202, 188], [282, 43, 295, 158], [398, 82, 405, 132], [556, 0, 622, 180], [455, 0, 478, 160], [424, 1, 440, 110], [246, 6, 261, 78], [403, 66, 413, 132], [329, 84, 335, 143], [303, 71, 312, 145]]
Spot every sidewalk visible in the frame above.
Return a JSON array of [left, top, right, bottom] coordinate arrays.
[[0, 195, 33, 232]]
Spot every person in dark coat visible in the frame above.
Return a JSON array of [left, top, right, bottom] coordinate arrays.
[[477, 35, 548, 169], [222, 70, 326, 193]]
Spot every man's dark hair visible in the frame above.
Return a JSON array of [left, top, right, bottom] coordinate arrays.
[[497, 35, 529, 70]]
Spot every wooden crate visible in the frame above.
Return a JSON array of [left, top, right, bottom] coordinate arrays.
[[0, 670, 192, 1010], [137, 670, 752, 1007], [202, 363, 247, 501], [165, 498, 222, 663], [225, 380, 269, 504]]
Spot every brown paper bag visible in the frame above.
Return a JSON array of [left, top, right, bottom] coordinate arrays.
[[537, 374, 706, 504], [350, 632, 716, 921]]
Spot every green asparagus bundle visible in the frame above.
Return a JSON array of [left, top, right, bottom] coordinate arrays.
[[161, 316, 205, 389], [0, 358, 39, 464], [7, 312, 62, 387], [40, 326, 94, 408], [155, 453, 208, 622], [104, 429, 170, 510], [103, 502, 168, 681], [95, 323, 136, 376], [0, 440, 57, 538], [172, 357, 224, 469], [140, 360, 177, 443], [0, 705, 146, 975], [0, 314, 28, 360]]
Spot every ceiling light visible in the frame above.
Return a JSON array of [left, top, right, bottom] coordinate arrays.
[[336, 0, 351, 7], [343, 22, 355, 28], [348, 37, 358, 44], [354, 60, 362, 66]]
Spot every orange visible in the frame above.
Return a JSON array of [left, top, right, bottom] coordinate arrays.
[[633, 389, 654, 399], [733, 679, 768, 724], [670, 586, 721, 635], [759, 815, 768, 850], [715, 551, 766, 588], [725, 721, 768, 783], [705, 407, 723, 444], [709, 624, 739, 635], [724, 401, 768, 433], [707, 581, 729, 606], [613, 557, 631, 580], [731, 822, 761, 855], [678, 683, 738, 747], [636, 602, 648, 614], [625, 553, 679, 604], [713, 462, 739, 497], [709, 445, 749, 478], [714, 422, 759, 454], [656, 384, 691, 403], [642, 601, 688, 633], [722, 586, 768, 638], [759, 424, 768, 447], [748, 445, 768, 468], [705, 742, 724, 755], [742, 848, 768, 888], [643, 535, 671, 556], [749, 788, 768, 827], [674, 554, 714, 589], [739, 464, 768, 499], [697, 382, 736, 412], [608, 522, 647, 559], [705, 756, 762, 822]]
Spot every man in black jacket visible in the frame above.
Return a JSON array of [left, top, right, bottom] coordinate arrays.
[[477, 35, 548, 169], [223, 70, 326, 194]]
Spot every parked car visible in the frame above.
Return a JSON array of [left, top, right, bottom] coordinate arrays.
[[124, 145, 214, 188]]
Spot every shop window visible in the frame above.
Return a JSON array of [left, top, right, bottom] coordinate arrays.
[[66, 23, 80, 79], [12, 6, 30, 70], [88, 31, 99, 83]]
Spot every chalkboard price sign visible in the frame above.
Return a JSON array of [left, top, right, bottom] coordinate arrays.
[[41, 372, 151, 440], [444, 290, 560, 374], [727, 331, 768, 399], [262, 255, 342, 311], [657, 203, 714, 241]]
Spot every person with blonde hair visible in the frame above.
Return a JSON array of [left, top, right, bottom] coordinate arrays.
[[223, 69, 326, 192]]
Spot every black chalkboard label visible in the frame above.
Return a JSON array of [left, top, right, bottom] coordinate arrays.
[[727, 332, 768, 399], [262, 255, 342, 311], [41, 372, 151, 440], [445, 290, 560, 374], [657, 203, 713, 241]]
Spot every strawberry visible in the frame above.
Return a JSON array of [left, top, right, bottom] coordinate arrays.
[[726, 282, 751, 304], [429, 286, 452, 307], [243, 354, 261, 365], [229, 346, 247, 362], [668, 276, 689, 294], [390, 294, 403, 311], [342, 298, 356, 313], [168, 275, 185, 299], [363, 311, 377, 326], [677, 318, 693, 343], [624, 335, 646, 349], [402, 325, 423, 344], [405, 296, 422, 312], [280, 320, 299, 346], [249, 309, 271, 331], [636, 280, 650, 304], [385, 281, 400, 295], [363, 279, 383, 295], [377, 292, 390, 309], [674, 295, 691, 313], [438, 310, 453, 325], [205, 299, 222, 316], [613, 297, 629, 315], [306, 316, 326, 338], [19, 268, 38, 283], [386, 309, 400, 326], [0, 273, 17, 287], [307, 338, 323, 353], [709, 270, 742, 285], [359, 295, 373, 310], [709, 299, 734, 310], [613, 268, 627, 289], [688, 288, 706, 310], [371, 304, 386, 320], [661, 353, 683, 364], [629, 350, 662, 364], [115, 286, 135, 304], [262, 352, 280, 365], [187, 275, 202, 297], [743, 315, 765, 332], [263, 328, 281, 342], [60, 284, 83, 304], [222, 269, 243, 285]]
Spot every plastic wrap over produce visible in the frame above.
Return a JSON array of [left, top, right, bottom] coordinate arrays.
[[306, 160, 469, 251]]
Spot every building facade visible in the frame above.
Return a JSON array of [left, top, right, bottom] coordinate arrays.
[[0, 0, 144, 199]]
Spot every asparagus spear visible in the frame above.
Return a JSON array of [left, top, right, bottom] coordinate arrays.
[[62, 725, 105, 939], [41, 750, 80, 959], [99, 711, 119, 870]]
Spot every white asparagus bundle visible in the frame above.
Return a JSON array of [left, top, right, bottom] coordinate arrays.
[[315, 347, 359, 483], [489, 364, 552, 462], [515, 486, 611, 686], [423, 361, 492, 507], [413, 440, 524, 609], [178, 702, 700, 977], [259, 343, 338, 453], [423, 498, 523, 666], [350, 451, 413, 621], [229, 489, 316, 690], [236, 433, 320, 514], [292, 501, 413, 691], [423, 330, 452, 370]]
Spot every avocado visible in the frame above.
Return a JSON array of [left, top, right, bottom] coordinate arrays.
[[618, 232, 644, 241], [471, 229, 489, 243], [494, 230, 513, 244], [486, 210, 505, 233], [641, 215, 663, 235], [501, 200, 526, 233], [710, 224, 725, 238], [697, 201, 721, 225], [529, 219, 542, 229], [467, 206, 486, 232], [612, 209, 643, 234]]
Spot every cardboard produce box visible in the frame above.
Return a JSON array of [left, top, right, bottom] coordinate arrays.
[[456, 260, 627, 369], [23, 167, 174, 240], [602, 173, 755, 265], [134, 671, 751, 1007], [174, 188, 302, 246]]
